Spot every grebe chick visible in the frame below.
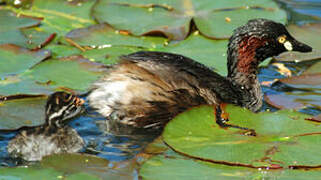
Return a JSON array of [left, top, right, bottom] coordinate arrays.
[[88, 19, 312, 129], [7, 92, 85, 161]]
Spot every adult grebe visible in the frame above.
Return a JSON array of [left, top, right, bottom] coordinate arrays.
[[88, 19, 312, 129]]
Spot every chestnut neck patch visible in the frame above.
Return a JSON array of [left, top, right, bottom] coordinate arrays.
[[237, 37, 266, 74]]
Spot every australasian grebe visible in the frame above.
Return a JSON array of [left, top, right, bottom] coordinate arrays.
[[88, 19, 312, 129], [7, 92, 85, 161]]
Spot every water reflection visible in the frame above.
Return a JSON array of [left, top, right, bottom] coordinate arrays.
[[69, 107, 160, 162]]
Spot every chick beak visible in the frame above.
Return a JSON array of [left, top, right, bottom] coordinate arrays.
[[75, 97, 85, 106], [290, 39, 312, 52]]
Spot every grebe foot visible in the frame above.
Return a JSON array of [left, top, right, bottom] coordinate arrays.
[[215, 106, 256, 136]]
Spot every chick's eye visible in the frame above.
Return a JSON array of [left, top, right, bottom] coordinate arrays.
[[63, 94, 73, 102], [278, 35, 286, 44]]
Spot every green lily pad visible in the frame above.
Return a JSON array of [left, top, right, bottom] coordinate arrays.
[[0, 9, 40, 47], [194, 7, 287, 39], [41, 153, 135, 180], [275, 23, 321, 62], [303, 61, 321, 75], [65, 24, 167, 49], [160, 33, 228, 75], [5, 0, 96, 35], [140, 155, 256, 180], [41, 153, 109, 174], [81, 46, 141, 65], [140, 154, 321, 180], [64, 23, 167, 65], [0, 165, 100, 180], [0, 96, 46, 130], [0, 153, 135, 180], [44, 44, 81, 58], [0, 44, 51, 78], [0, 167, 65, 180], [21, 28, 56, 50], [93, 0, 286, 40], [163, 105, 321, 167], [0, 55, 105, 96], [23, 55, 106, 92], [0, 75, 52, 97]]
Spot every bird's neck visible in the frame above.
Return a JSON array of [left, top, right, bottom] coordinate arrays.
[[226, 36, 266, 112], [45, 117, 63, 129]]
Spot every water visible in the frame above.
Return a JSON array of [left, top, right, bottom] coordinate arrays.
[[0, 0, 320, 167], [277, 0, 321, 24]]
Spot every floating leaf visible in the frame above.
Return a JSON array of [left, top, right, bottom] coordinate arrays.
[[303, 61, 321, 75], [21, 28, 56, 50], [279, 73, 321, 86], [66, 23, 166, 49], [266, 73, 321, 110], [0, 44, 51, 78], [140, 154, 321, 180], [306, 114, 321, 123], [81, 46, 140, 65], [0, 75, 52, 97], [160, 34, 228, 75], [93, 0, 286, 40], [41, 153, 135, 180], [140, 155, 256, 180], [65, 23, 166, 65], [0, 167, 66, 180], [0, 153, 136, 180], [163, 105, 321, 167], [0, 96, 46, 130], [0, 163, 100, 180], [5, 0, 96, 35], [45, 44, 81, 58], [0, 9, 40, 47], [265, 94, 305, 110], [275, 50, 321, 62], [23, 56, 106, 92], [0, 44, 51, 96]]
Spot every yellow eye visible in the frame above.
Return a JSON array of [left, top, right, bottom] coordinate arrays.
[[278, 35, 286, 44]]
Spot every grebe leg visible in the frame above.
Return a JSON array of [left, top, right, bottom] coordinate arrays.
[[215, 105, 256, 136]]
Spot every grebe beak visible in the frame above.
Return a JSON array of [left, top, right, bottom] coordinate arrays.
[[76, 97, 85, 106], [290, 39, 312, 52]]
